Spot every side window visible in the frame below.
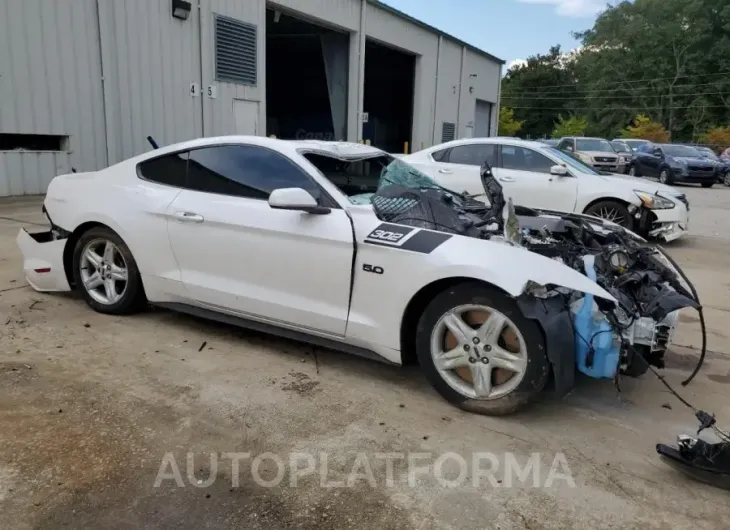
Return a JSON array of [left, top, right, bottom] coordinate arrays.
[[186, 145, 320, 200], [137, 151, 189, 187], [501, 146, 555, 174], [445, 144, 497, 167], [431, 148, 449, 162]]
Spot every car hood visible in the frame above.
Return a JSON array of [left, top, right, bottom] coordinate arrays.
[[595, 172, 681, 197]]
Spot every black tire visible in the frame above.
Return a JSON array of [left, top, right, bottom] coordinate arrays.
[[659, 168, 675, 185], [628, 165, 640, 177], [72, 226, 147, 314], [415, 282, 549, 416], [583, 200, 633, 229], [725, 172, 730, 187], [701, 181, 714, 188]]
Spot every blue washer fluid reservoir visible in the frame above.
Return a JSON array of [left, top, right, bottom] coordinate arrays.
[[572, 255, 620, 379]]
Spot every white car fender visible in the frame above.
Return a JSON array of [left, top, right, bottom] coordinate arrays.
[[345, 213, 616, 355]]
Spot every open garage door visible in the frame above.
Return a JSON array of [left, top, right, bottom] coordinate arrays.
[[363, 40, 415, 154], [474, 100, 493, 138], [265, 9, 349, 141]]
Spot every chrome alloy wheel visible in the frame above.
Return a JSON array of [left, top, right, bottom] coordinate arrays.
[[724, 171, 730, 187], [429, 304, 528, 400], [595, 206, 628, 226], [79, 239, 129, 305]]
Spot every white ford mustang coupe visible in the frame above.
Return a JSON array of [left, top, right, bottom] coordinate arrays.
[[17, 136, 697, 415]]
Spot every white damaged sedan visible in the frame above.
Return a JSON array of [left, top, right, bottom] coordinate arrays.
[[19, 136, 686, 415]]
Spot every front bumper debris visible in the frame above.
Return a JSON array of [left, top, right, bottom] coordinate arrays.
[[16, 228, 71, 292]]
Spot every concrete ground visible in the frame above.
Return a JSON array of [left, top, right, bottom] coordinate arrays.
[[2, 186, 730, 529]]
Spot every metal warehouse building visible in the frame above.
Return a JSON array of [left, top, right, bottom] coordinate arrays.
[[0, 0, 504, 197]]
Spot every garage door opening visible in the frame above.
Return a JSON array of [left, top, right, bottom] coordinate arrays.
[[363, 40, 415, 154], [266, 10, 349, 141]]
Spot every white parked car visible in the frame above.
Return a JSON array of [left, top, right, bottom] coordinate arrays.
[[402, 137, 690, 242], [16, 137, 696, 415]]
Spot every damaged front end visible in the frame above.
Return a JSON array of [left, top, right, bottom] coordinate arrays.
[[370, 159, 703, 396]]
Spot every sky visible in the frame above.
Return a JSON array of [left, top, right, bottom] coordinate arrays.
[[379, 0, 608, 69]]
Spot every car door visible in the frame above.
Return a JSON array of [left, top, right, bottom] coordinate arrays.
[[132, 151, 190, 297], [421, 143, 498, 197], [165, 144, 354, 336], [495, 144, 578, 212], [643, 146, 664, 176]]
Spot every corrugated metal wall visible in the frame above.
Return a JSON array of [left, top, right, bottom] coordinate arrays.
[[98, 0, 204, 162], [0, 0, 107, 195], [0, 0, 502, 197], [200, 0, 266, 137]]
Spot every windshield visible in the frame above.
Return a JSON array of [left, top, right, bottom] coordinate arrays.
[[576, 139, 615, 152], [623, 139, 649, 151], [544, 147, 601, 175], [303, 152, 442, 205], [663, 145, 703, 158], [611, 141, 630, 152]]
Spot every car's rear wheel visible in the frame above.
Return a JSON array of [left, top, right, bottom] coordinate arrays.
[[72, 226, 147, 314], [629, 165, 640, 177], [701, 181, 714, 188], [725, 172, 730, 187], [584, 200, 632, 228], [659, 169, 674, 185], [415, 282, 549, 416]]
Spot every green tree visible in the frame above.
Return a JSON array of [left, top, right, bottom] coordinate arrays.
[[700, 126, 730, 151], [500, 45, 583, 139], [552, 115, 588, 138], [498, 106, 524, 136], [574, 0, 730, 141], [620, 114, 671, 142]]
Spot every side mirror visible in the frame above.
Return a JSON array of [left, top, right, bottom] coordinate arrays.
[[550, 165, 569, 177], [268, 187, 331, 215], [653, 150, 663, 158]]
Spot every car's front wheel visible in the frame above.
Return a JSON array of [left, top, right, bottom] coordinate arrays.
[[583, 200, 632, 228], [725, 171, 730, 187], [415, 282, 549, 416], [72, 226, 147, 314]]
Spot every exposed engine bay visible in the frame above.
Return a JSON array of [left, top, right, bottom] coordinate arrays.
[[369, 159, 706, 396]]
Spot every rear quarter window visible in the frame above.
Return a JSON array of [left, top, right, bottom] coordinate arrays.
[[137, 152, 189, 187]]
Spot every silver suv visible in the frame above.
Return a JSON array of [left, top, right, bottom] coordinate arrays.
[[557, 137, 628, 174]]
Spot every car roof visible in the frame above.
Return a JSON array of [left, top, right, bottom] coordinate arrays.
[[424, 137, 551, 151], [134, 136, 385, 161]]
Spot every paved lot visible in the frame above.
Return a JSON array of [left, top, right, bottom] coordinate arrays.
[[2, 186, 730, 529]]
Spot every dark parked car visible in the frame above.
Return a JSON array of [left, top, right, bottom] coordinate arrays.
[[610, 140, 634, 173], [629, 144, 715, 187], [694, 146, 730, 186]]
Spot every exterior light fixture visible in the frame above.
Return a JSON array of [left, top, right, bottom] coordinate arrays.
[[172, 0, 192, 20]]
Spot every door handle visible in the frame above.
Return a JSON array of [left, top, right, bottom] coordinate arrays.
[[173, 211, 204, 223], [498, 176, 515, 182], [438, 169, 453, 174]]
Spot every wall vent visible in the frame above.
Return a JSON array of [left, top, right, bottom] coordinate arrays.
[[441, 122, 456, 143], [214, 14, 257, 86]]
